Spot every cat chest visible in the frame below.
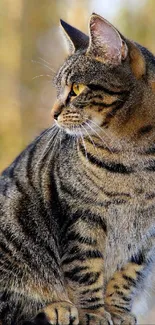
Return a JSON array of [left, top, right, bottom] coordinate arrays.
[[63, 190, 155, 275], [64, 168, 155, 231], [59, 165, 155, 272]]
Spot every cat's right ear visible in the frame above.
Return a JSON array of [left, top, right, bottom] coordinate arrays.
[[87, 14, 128, 65], [60, 19, 89, 55], [87, 14, 146, 79]]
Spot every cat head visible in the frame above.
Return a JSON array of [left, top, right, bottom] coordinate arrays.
[[52, 14, 155, 140]]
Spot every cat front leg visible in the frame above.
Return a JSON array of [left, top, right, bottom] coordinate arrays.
[[63, 257, 112, 325], [105, 262, 146, 325], [105, 237, 155, 325], [61, 217, 113, 325]]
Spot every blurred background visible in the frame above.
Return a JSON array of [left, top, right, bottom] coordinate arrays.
[[1, 0, 155, 322]]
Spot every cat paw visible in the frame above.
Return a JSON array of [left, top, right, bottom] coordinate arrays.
[[34, 301, 79, 325], [81, 311, 113, 325]]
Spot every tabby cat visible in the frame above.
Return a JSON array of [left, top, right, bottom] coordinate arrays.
[[1, 13, 155, 325]]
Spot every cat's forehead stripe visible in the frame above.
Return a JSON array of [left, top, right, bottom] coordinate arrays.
[[60, 56, 79, 86]]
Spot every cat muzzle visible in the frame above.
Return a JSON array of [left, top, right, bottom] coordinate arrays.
[[51, 100, 64, 120]]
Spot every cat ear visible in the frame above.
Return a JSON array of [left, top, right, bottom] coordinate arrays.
[[60, 19, 89, 55], [127, 41, 146, 79], [87, 13, 128, 65]]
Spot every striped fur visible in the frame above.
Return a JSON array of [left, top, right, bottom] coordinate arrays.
[[1, 13, 155, 325]]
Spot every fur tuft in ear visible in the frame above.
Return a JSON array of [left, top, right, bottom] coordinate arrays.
[[60, 19, 89, 55], [87, 14, 128, 65]]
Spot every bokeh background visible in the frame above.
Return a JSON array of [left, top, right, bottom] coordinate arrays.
[[1, 0, 155, 322]]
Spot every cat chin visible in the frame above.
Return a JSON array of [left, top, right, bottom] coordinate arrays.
[[60, 126, 87, 137], [54, 120, 93, 137], [54, 118, 103, 138]]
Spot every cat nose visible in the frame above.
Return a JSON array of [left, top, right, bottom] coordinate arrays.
[[51, 100, 63, 120], [54, 111, 61, 120]]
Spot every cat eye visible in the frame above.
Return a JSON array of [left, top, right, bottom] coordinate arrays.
[[72, 83, 85, 96]]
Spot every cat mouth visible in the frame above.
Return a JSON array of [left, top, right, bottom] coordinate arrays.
[[54, 118, 87, 135], [54, 116, 101, 137], [52, 103, 104, 137]]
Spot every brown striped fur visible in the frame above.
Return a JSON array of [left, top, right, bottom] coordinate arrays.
[[1, 13, 155, 325]]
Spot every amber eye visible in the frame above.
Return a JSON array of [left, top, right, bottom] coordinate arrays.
[[72, 83, 85, 96]]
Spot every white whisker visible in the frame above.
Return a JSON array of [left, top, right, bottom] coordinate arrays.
[[50, 130, 60, 156], [81, 125, 96, 150], [58, 128, 63, 158], [81, 124, 102, 160], [36, 124, 57, 143], [79, 130, 88, 161], [41, 128, 59, 161], [83, 116, 114, 145], [32, 74, 53, 80], [84, 121, 113, 154], [72, 126, 78, 151], [31, 60, 56, 74], [44, 130, 61, 175], [38, 57, 56, 72]]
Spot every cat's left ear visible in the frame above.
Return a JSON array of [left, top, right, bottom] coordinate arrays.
[[87, 14, 128, 65], [60, 19, 89, 55]]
